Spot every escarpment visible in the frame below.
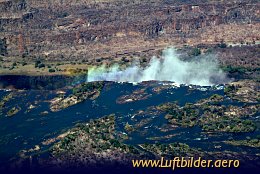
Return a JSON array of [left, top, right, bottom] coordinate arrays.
[[0, 0, 259, 61]]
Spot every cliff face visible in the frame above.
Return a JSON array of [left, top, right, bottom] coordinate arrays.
[[0, 74, 87, 90], [0, 0, 259, 61]]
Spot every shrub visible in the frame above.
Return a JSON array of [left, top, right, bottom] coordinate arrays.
[[0, 38, 7, 56], [96, 58, 101, 62], [49, 68, 55, 73], [190, 48, 201, 56], [218, 42, 227, 48], [35, 60, 41, 68], [222, 65, 248, 74], [57, 12, 68, 18], [249, 139, 259, 144], [224, 85, 235, 94], [21, 62, 27, 66], [37, 63, 45, 68]]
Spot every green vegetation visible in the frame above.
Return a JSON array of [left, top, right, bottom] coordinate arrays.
[[224, 85, 236, 94], [0, 38, 7, 56], [224, 80, 259, 103], [0, 93, 13, 109], [51, 115, 142, 165], [141, 142, 203, 156], [47, 109, 256, 167], [158, 102, 200, 127], [48, 68, 55, 73], [50, 82, 104, 112], [55, 115, 117, 151], [72, 82, 104, 96], [210, 94, 223, 101], [208, 94, 224, 105], [225, 137, 260, 148], [7, 106, 21, 117], [124, 122, 134, 132], [202, 118, 256, 133], [35, 60, 45, 68], [158, 93, 258, 133], [57, 12, 69, 18], [189, 48, 201, 56], [12, 62, 17, 67], [21, 62, 27, 66], [222, 65, 260, 75], [225, 65, 242, 73], [218, 42, 227, 48]]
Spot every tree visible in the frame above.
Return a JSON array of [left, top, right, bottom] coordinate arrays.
[[38, 63, 45, 68], [218, 42, 227, 48], [21, 62, 27, 66], [35, 60, 41, 68], [0, 38, 7, 56], [49, 68, 55, 73], [35, 60, 45, 68], [190, 48, 201, 56]]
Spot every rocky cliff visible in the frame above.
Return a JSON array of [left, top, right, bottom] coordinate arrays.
[[0, 0, 259, 62]]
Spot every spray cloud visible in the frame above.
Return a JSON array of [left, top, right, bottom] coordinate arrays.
[[87, 48, 228, 86]]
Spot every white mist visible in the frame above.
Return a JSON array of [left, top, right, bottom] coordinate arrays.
[[87, 48, 228, 86]]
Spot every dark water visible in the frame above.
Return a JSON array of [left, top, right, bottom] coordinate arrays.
[[0, 81, 259, 168]]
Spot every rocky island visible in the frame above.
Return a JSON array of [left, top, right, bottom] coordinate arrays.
[[50, 81, 104, 112]]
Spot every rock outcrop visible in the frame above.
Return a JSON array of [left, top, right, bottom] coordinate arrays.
[[0, 0, 259, 61]]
